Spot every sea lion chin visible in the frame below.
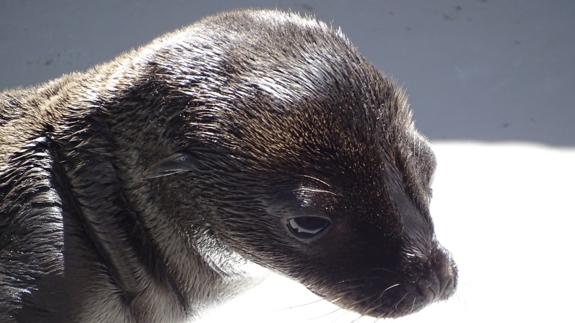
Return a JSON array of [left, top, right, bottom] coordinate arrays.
[[0, 9, 456, 322]]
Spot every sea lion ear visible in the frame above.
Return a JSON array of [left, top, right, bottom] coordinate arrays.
[[144, 152, 196, 179]]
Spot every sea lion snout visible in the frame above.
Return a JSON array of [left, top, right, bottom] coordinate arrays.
[[408, 244, 457, 303], [429, 245, 458, 300], [253, 175, 458, 318], [332, 243, 457, 317]]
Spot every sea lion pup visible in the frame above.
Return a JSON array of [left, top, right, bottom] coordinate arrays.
[[0, 9, 457, 323]]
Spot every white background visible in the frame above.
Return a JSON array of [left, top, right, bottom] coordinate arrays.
[[1, 1, 574, 322]]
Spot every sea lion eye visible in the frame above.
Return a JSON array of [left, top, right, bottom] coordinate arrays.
[[286, 216, 331, 240]]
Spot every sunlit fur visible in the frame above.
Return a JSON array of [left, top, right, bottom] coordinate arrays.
[[0, 9, 456, 322]]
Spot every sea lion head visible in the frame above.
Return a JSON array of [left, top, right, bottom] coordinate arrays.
[[147, 10, 457, 318]]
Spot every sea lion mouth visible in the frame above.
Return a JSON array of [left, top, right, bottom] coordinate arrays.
[[316, 270, 457, 318], [304, 249, 458, 318]]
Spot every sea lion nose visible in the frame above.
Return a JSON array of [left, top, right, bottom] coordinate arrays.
[[430, 246, 458, 300], [416, 271, 441, 301]]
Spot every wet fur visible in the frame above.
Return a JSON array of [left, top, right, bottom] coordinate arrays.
[[0, 9, 456, 323]]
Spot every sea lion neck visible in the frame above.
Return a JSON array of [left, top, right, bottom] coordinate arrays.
[[32, 63, 245, 314]]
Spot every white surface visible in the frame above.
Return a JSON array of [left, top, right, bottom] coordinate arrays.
[[198, 142, 575, 323]]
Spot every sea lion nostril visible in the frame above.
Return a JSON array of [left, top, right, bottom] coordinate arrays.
[[415, 246, 457, 301], [415, 281, 435, 302], [436, 261, 457, 299], [439, 277, 454, 298], [430, 247, 457, 281], [416, 271, 441, 302]]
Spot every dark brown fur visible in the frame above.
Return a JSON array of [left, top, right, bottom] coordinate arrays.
[[0, 9, 456, 322]]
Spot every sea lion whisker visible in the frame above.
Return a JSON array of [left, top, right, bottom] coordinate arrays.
[[307, 306, 343, 320], [409, 295, 417, 314], [393, 293, 409, 311], [349, 313, 365, 323], [334, 276, 385, 285], [294, 187, 340, 197], [299, 174, 332, 188], [377, 283, 401, 299], [281, 297, 325, 310], [359, 283, 401, 318]]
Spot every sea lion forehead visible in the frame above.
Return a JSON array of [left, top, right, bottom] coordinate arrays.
[[158, 10, 381, 110], [160, 10, 415, 185], [208, 9, 346, 40], [196, 11, 358, 70]]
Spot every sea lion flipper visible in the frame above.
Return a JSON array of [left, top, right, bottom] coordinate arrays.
[[144, 152, 196, 179]]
